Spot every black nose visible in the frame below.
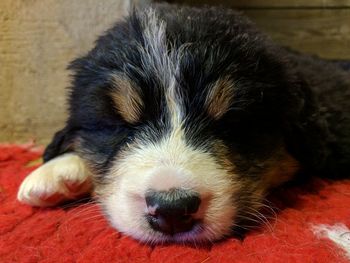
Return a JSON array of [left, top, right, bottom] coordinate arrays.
[[145, 189, 201, 235]]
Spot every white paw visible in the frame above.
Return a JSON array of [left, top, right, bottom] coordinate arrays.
[[17, 153, 92, 207]]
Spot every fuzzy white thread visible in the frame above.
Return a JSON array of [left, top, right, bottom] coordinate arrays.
[[312, 223, 350, 259]]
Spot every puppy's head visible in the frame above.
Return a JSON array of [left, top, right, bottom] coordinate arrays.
[[55, 7, 301, 243]]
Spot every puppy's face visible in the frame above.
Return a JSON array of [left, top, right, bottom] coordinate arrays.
[[69, 9, 299, 243]]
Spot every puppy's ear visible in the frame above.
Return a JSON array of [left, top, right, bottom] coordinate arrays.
[[43, 126, 76, 162]]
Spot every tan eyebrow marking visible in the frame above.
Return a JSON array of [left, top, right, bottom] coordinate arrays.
[[205, 77, 236, 119], [110, 74, 144, 124]]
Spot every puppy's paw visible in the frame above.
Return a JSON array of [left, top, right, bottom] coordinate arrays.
[[17, 153, 92, 207]]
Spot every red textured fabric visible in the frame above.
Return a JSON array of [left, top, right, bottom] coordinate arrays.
[[0, 144, 349, 262]]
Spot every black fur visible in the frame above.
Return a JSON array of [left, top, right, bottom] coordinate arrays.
[[44, 4, 350, 185]]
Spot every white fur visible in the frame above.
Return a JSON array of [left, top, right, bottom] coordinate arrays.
[[312, 223, 350, 259], [17, 153, 92, 207], [141, 8, 174, 88], [140, 8, 184, 128]]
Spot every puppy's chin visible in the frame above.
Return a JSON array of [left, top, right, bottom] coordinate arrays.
[[91, 130, 239, 244]]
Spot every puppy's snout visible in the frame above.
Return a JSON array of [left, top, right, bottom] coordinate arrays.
[[145, 189, 201, 235]]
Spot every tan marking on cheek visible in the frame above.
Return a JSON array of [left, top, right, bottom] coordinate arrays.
[[212, 141, 237, 175], [224, 146, 299, 215], [110, 74, 143, 124], [261, 149, 300, 189], [205, 77, 235, 119]]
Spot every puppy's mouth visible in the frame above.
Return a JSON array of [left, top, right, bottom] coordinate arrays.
[[164, 223, 206, 243]]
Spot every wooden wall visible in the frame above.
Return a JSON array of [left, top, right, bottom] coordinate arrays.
[[163, 0, 350, 59], [0, 0, 131, 144]]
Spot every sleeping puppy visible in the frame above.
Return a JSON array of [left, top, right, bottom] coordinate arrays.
[[17, 4, 350, 244]]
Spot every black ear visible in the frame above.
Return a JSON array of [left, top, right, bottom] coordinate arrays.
[[282, 75, 332, 177], [43, 126, 76, 162]]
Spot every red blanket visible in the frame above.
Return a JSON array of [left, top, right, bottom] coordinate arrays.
[[1, 144, 349, 262]]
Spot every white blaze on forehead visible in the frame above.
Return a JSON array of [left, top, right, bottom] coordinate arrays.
[[141, 8, 175, 87], [166, 77, 184, 129], [141, 8, 184, 128]]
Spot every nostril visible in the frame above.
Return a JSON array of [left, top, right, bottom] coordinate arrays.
[[146, 214, 196, 235], [180, 214, 192, 222], [147, 214, 172, 234], [184, 195, 201, 214]]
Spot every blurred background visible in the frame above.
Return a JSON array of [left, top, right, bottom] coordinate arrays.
[[1, 0, 350, 145]]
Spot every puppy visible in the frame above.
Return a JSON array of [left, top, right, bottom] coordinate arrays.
[[17, 4, 350, 244]]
